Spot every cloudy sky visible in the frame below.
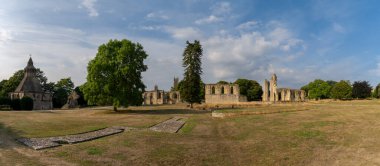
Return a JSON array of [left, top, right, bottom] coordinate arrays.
[[1, 0, 380, 90]]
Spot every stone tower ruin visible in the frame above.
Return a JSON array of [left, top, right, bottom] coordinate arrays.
[[262, 73, 305, 103]]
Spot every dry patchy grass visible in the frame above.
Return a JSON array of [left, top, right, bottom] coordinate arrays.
[[1, 100, 380, 165]]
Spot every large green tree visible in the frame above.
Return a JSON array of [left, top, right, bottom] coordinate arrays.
[[53, 77, 74, 108], [234, 78, 263, 101], [305, 79, 332, 100], [181, 40, 203, 108], [352, 81, 372, 99], [330, 80, 352, 100], [83, 39, 148, 111], [373, 83, 380, 98], [177, 79, 205, 102]]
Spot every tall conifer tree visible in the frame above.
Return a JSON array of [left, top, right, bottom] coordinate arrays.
[[181, 40, 203, 108]]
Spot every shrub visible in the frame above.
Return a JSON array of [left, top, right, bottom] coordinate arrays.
[[0, 97, 11, 105], [20, 96, 34, 110], [330, 80, 352, 100], [11, 99, 21, 110]]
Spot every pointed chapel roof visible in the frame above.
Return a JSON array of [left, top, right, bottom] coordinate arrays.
[[14, 57, 43, 93]]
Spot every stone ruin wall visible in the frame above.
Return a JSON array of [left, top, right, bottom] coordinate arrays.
[[143, 90, 165, 105], [10, 92, 53, 110], [142, 90, 181, 105], [262, 74, 305, 102], [205, 84, 247, 104]]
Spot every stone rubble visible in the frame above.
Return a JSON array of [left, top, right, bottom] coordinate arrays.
[[17, 118, 186, 150], [17, 127, 127, 150], [149, 117, 186, 133]]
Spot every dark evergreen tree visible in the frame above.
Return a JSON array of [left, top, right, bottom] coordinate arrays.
[[181, 40, 203, 108], [352, 81, 372, 99]]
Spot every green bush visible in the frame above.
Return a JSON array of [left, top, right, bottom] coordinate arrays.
[[330, 80, 352, 100], [11, 99, 21, 110], [20, 96, 34, 110], [0, 97, 11, 105]]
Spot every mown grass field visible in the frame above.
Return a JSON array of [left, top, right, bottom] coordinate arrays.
[[1, 100, 380, 165]]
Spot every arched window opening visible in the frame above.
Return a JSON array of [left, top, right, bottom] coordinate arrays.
[[231, 87, 234, 94], [221, 87, 225, 94], [212, 86, 215, 94]]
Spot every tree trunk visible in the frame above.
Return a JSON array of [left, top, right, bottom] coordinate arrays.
[[113, 106, 118, 112], [190, 103, 193, 108]]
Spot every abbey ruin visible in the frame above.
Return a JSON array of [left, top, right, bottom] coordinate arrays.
[[142, 77, 181, 105], [262, 74, 305, 102], [205, 84, 247, 104]]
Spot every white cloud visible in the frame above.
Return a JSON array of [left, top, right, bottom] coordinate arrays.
[[0, 9, 5, 16], [81, 0, 99, 17], [140, 26, 161, 31], [237, 20, 259, 30], [211, 2, 231, 15], [195, 2, 232, 25], [164, 26, 202, 40], [0, 23, 96, 86], [332, 22, 345, 33], [0, 28, 12, 43], [195, 15, 223, 24], [146, 12, 169, 20], [201, 22, 305, 86]]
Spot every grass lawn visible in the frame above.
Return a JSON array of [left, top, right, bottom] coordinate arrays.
[[1, 100, 380, 165]]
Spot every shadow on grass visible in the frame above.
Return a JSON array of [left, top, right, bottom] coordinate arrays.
[[0, 123, 24, 150], [107, 109, 211, 115]]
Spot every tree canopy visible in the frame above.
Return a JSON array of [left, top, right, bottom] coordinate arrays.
[[234, 78, 263, 101], [82, 39, 148, 111], [373, 83, 380, 99], [181, 40, 203, 107], [305, 79, 331, 100], [217, 80, 229, 84], [352, 81, 372, 99], [330, 80, 352, 100], [53, 77, 75, 108]]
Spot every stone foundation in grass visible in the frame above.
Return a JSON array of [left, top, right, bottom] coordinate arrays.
[[17, 127, 136, 150], [149, 117, 186, 133], [17, 118, 187, 150]]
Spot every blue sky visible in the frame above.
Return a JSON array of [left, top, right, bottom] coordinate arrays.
[[1, 0, 380, 90]]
